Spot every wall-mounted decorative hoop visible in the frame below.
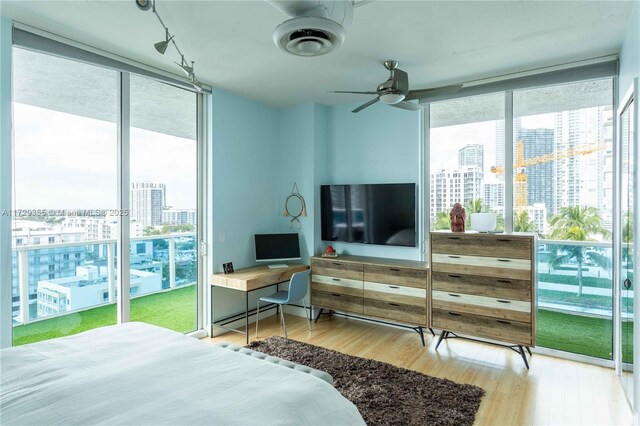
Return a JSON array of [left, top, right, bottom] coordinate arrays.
[[283, 183, 307, 228]]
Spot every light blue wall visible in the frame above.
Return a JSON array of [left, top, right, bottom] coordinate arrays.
[[0, 16, 13, 348], [323, 101, 422, 260], [276, 103, 316, 261], [211, 87, 283, 320], [619, 3, 639, 101]]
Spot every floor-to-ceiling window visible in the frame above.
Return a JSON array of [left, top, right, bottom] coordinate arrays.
[[129, 75, 198, 333], [513, 79, 614, 359], [429, 93, 505, 231], [8, 38, 204, 345], [11, 48, 119, 345], [427, 74, 615, 360]]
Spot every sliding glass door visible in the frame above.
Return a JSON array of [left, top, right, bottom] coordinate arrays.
[[129, 75, 198, 333]]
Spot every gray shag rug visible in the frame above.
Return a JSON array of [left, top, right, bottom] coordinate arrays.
[[247, 337, 485, 426]]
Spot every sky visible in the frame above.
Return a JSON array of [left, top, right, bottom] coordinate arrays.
[[13, 103, 197, 210]]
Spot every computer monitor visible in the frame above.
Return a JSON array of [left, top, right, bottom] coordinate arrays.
[[255, 233, 301, 264]]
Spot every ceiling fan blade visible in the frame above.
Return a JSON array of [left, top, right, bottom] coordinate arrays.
[[352, 98, 379, 113], [404, 84, 463, 100], [331, 90, 378, 95], [390, 101, 423, 112]]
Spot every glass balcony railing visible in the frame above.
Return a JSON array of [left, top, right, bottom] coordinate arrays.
[[536, 239, 617, 359], [11, 233, 197, 346]]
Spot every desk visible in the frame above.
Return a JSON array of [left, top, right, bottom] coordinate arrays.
[[210, 264, 309, 343]]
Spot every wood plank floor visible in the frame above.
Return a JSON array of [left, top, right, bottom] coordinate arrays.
[[203, 314, 632, 425]]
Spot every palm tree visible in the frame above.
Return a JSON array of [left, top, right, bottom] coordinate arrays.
[[465, 198, 485, 214], [433, 211, 451, 230], [465, 198, 485, 228], [548, 206, 610, 296], [514, 210, 536, 233]]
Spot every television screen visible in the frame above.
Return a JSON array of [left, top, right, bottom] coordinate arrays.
[[320, 183, 416, 247], [255, 233, 301, 262]]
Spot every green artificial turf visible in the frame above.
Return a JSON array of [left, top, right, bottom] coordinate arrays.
[[12, 284, 197, 346], [11, 292, 634, 364], [537, 309, 632, 361]]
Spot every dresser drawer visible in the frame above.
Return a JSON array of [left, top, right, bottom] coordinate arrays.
[[363, 264, 428, 289], [431, 271, 531, 301], [311, 274, 363, 297], [432, 290, 531, 323], [311, 258, 363, 281], [431, 254, 531, 281], [431, 233, 532, 260], [432, 308, 532, 346], [364, 282, 426, 307], [364, 298, 426, 326], [312, 290, 363, 314]]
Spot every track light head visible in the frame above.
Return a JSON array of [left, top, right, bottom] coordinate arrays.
[[154, 30, 173, 54], [135, 0, 152, 11], [175, 57, 194, 76]]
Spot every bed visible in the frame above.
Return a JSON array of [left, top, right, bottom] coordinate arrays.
[[0, 322, 365, 425]]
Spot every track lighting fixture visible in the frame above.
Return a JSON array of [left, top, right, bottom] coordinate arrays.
[[135, 0, 202, 90], [154, 29, 174, 54], [176, 56, 194, 76]]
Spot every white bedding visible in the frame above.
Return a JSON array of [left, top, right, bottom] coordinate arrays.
[[0, 322, 364, 425]]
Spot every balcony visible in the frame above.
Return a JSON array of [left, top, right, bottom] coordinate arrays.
[[11, 236, 628, 360], [537, 239, 627, 361], [11, 233, 197, 346]]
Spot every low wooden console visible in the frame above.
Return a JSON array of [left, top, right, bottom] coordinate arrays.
[[310, 255, 430, 345]]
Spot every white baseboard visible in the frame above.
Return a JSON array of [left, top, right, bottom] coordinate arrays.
[[209, 304, 311, 338]]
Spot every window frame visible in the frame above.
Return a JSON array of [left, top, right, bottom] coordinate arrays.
[[422, 72, 618, 368], [1, 25, 209, 347]]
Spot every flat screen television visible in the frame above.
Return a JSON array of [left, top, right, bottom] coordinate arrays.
[[320, 183, 417, 247], [255, 233, 301, 262]]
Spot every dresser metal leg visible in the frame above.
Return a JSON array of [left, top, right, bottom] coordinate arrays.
[[428, 328, 435, 336], [435, 331, 448, 350], [412, 327, 425, 346], [314, 308, 324, 323], [518, 345, 530, 369], [525, 346, 532, 356]]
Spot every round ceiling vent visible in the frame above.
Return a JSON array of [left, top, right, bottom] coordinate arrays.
[[273, 16, 345, 57]]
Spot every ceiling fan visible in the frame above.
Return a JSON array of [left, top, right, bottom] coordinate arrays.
[[332, 60, 463, 113]]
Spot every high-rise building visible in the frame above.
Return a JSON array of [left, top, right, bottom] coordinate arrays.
[[162, 208, 197, 228], [517, 127, 555, 215], [11, 220, 86, 322], [130, 182, 166, 228], [483, 181, 504, 211], [525, 203, 548, 234], [458, 144, 484, 170], [554, 106, 612, 223], [430, 166, 483, 221]]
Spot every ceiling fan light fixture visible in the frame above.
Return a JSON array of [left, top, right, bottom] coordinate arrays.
[[379, 93, 405, 105]]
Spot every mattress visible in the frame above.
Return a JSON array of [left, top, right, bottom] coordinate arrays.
[[0, 322, 364, 425]]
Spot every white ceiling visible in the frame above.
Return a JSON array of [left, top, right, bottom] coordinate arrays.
[[1, 0, 635, 108]]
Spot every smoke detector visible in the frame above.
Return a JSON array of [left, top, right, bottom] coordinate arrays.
[[267, 1, 353, 57]]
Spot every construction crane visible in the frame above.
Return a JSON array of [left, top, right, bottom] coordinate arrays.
[[490, 140, 609, 210]]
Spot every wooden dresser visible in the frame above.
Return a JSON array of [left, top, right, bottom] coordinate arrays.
[[430, 231, 536, 367], [310, 255, 430, 344]]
